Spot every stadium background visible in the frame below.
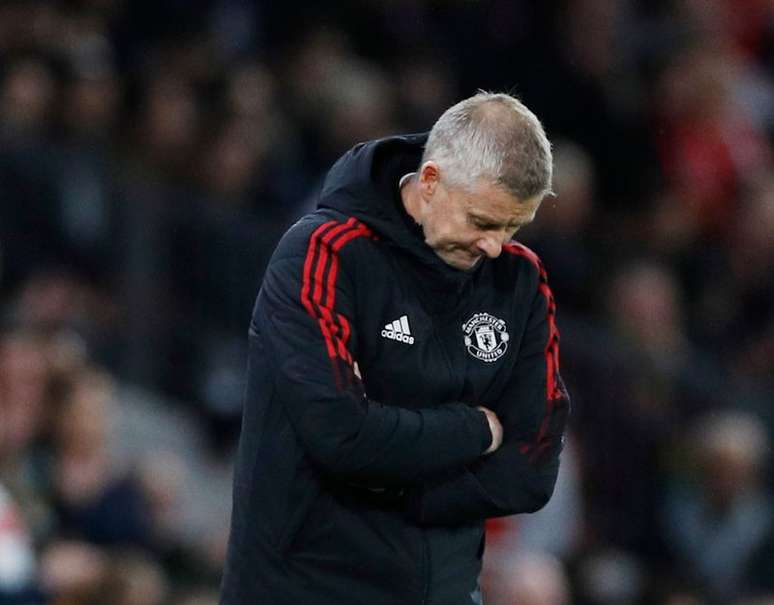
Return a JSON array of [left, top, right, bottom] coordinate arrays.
[[1, 1, 773, 603]]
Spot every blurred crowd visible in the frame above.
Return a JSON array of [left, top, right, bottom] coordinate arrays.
[[1, 1, 774, 604]]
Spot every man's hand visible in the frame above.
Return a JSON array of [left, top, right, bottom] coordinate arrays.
[[477, 406, 503, 455]]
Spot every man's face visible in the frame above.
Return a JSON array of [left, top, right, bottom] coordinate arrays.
[[418, 171, 542, 271]]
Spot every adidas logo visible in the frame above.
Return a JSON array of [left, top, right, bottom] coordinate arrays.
[[381, 315, 414, 344]]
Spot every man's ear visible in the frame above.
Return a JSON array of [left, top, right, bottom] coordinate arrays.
[[418, 161, 440, 197]]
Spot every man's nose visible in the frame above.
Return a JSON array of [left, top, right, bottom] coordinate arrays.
[[476, 236, 503, 259]]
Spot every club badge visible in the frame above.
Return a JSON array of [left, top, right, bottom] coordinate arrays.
[[462, 312, 509, 363]]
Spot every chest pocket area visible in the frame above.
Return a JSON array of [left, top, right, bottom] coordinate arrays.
[[359, 311, 460, 409], [459, 307, 527, 405]]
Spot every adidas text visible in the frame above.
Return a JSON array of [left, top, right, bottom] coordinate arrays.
[[381, 315, 414, 345]]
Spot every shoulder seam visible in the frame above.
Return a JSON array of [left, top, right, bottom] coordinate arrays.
[[502, 242, 542, 271]]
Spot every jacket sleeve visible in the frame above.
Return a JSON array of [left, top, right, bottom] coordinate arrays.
[[254, 219, 492, 487], [404, 258, 570, 525]]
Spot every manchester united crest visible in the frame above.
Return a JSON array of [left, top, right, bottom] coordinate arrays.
[[462, 312, 509, 363]]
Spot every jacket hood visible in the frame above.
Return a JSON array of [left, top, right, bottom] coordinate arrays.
[[317, 134, 476, 293]]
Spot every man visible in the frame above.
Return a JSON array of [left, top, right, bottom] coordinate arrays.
[[220, 92, 570, 605]]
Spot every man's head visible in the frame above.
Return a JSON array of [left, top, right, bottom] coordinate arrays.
[[405, 92, 552, 270]]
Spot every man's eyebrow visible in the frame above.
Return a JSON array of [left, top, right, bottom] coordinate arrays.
[[470, 212, 503, 223], [470, 212, 534, 226]]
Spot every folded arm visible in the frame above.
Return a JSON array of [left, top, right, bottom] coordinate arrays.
[[256, 219, 494, 487], [404, 255, 570, 525]]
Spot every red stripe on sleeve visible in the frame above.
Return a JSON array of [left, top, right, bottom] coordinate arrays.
[[301, 221, 338, 356], [313, 218, 357, 310], [505, 242, 566, 463], [328, 224, 371, 362], [338, 316, 352, 363], [315, 219, 357, 347], [503, 243, 563, 401], [300, 218, 373, 364], [301, 221, 336, 319], [318, 318, 337, 358]]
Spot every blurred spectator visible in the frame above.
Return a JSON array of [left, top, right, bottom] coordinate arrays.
[[395, 57, 457, 131], [6, 271, 118, 368], [59, 55, 120, 145], [10, 271, 108, 332], [136, 452, 186, 549], [663, 411, 773, 603], [675, 174, 774, 383], [199, 117, 266, 203], [726, 178, 774, 382], [0, 329, 51, 463], [524, 140, 597, 314], [0, 57, 56, 142], [568, 261, 700, 561], [483, 551, 570, 605], [0, 328, 57, 541], [0, 483, 37, 597], [608, 261, 686, 360], [51, 369, 153, 550], [99, 550, 169, 605], [39, 539, 108, 604], [129, 72, 200, 182], [574, 548, 645, 605], [656, 42, 770, 237]]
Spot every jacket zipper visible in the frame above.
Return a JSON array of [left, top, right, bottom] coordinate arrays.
[[430, 326, 463, 402]]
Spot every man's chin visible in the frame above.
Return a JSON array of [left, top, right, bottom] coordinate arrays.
[[440, 253, 482, 271]]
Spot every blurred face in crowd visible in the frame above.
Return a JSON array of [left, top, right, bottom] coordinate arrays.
[[0, 59, 56, 132], [0, 334, 49, 457], [700, 440, 760, 510], [412, 162, 541, 271], [483, 553, 570, 605]]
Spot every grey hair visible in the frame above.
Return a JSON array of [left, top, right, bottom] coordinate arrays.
[[421, 92, 553, 201]]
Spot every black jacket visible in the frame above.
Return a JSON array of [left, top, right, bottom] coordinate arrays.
[[220, 134, 570, 605]]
